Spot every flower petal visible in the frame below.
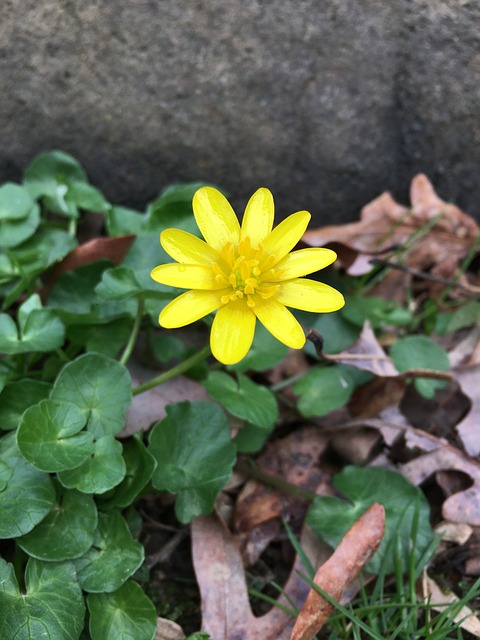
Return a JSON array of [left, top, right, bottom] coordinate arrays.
[[261, 210, 311, 264], [240, 188, 274, 247], [272, 248, 338, 281], [193, 187, 240, 252], [151, 264, 223, 290], [160, 229, 219, 265], [277, 279, 345, 313], [159, 290, 225, 328], [210, 299, 256, 365], [254, 299, 306, 349]]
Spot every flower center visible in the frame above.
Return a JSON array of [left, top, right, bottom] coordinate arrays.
[[212, 237, 281, 307]]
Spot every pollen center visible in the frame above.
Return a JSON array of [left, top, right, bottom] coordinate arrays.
[[212, 237, 281, 307]]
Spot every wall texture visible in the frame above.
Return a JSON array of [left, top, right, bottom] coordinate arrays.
[[1, 0, 479, 223]]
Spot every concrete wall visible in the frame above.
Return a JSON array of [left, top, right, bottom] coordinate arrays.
[[1, 0, 479, 223]]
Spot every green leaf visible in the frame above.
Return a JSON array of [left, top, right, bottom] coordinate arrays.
[[106, 205, 145, 236], [73, 511, 144, 593], [149, 401, 236, 523], [12, 228, 77, 276], [229, 323, 289, 373], [67, 318, 132, 357], [204, 371, 278, 430], [390, 335, 450, 398], [17, 399, 93, 472], [234, 422, 272, 453], [342, 294, 412, 329], [17, 486, 98, 561], [0, 306, 65, 354], [0, 433, 55, 538], [447, 302, 480, 332], [0, 183, 35, 220], [144, 182, 209, 235], [307, 466, 434, 574], [48, 261, 136, 324], [51, 353, 132, 438], [299, 309, 360, 357], [57, 436, 126, 494], [95, 266, 165, 301], [97, 437, 156, 510], [294, 365, 356, 417], [24, 150, 108, 217], [153, 334, 185, 364], [0, 558, 85, 640], [0, 379, 51, 431], [0, 203, 40, 248], [87, 581, 156, 640]]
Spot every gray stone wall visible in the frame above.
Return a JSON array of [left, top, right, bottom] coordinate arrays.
[[1, 0, 479, 223]]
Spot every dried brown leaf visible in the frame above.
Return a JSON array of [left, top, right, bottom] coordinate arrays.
[[303, 175, 478, 286], [290, 503, 385, 640], [191, 512, 328, 640], [453, 365, 480, 457]]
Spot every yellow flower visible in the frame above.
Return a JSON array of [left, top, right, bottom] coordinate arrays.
[[151, 187, 345, 365]]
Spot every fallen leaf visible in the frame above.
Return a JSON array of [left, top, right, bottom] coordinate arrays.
[[42, 235, 136, 298], [453, 364, 480, 456], [191, 512, 329, 640], [303, 175, 478, 287], [119, 361, 209, 438], [420, 571, 480, 637], [155, 617, 186, 640], [290, 503, 385, 640]]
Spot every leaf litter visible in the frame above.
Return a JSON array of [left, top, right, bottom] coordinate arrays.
[[176, 174, 480, 638]]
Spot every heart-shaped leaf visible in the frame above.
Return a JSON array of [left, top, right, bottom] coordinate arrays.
[[0, 433, 55, 539], [0, 183, 35, 220], [0, 558, 85, 640], [87, 580, 156, 640], [149, 401, 236, 523], [204, 371, 278, 430], [0, 380, 51, 431], [17, 486, 98, 561], [57, 436, 126, 495], [0, 308, 65, 355], [73, 511, 144, 593], [51, 353, 132, 437], [307, 466, 434, 574], [17, 399, 93, 472]]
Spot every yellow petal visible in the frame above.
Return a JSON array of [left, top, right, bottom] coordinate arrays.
[[271, 248, 338, 281], [261, 210, 311, 265], [210, 299, 256, 365], [240, 188, 274, 247], [254, 299, 306, 349], [159, 290, 225, 328], [193, 187, 240, 252], [151, 264, 223, 290], [277, 279, 345, 312], [160, 229, 219, 266]]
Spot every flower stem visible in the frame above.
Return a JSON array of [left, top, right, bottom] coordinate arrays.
[[120, 299, 145, 366], [132, 344, 211, 396]]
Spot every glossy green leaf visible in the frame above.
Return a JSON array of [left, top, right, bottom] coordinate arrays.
[[67, 318, 132, 357], [17, 487, 98, 560], [204, 371, 278, 430], [51, 353, 132, 437], [0, 183, 35, 220], [97, 437, 156, 510], [95, 266, 163, 301], [294, 365, 356, 417], [87, 580, 156, 640], [0, 558, 85, 640], [0, 379, 51, 431], [300, 309, 360, 357], [307, 466, 434, 574], [73, 511, 144, 593], [342, 294, 412, 329], [0, 306, 65, 355], [149, 401, 236, 523], [144, 182, 209, 235], [17, 399, 93, 472], [0, 204, 40, 248], [106, 205, 145, 236], [12, 228, 77, 276], [57, 436, 126, 494], [0, 433, 55, 538], [390, 335, 450, 398]]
